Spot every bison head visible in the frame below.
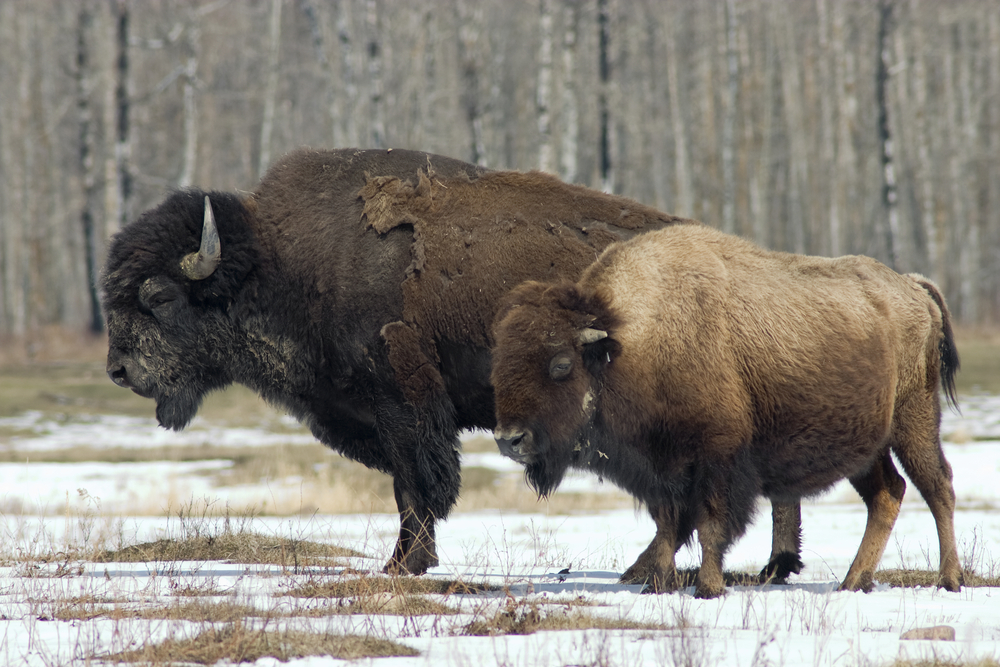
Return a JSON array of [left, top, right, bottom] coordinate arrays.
[[490, 281, 620, 496], [101, 191, 257, 430]]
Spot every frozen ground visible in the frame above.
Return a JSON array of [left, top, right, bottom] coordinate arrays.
[[0, 395, 997, 665]]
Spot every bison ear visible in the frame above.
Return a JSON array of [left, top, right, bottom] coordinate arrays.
[[581, 336, 620, 378]]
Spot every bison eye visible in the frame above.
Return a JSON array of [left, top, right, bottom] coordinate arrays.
[[139, 277, 182, 316], [548, 353, 573, 380]]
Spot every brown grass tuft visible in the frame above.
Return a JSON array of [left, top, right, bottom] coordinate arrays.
[[285, 573, 497, 599], [54, 598, 265, 623], [883, 658, 1000, 667], [462, 594, 665, 636], [98, 620, 418, 664], [95, 532, 364, 566], [875, 569, 1000, 588]]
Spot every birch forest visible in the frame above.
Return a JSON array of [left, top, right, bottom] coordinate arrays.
[[1, 0, 999, 340]]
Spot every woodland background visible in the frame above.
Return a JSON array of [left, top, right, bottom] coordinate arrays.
[[1, 0, 999, 342]]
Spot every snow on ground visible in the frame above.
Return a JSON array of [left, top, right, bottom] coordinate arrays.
[[0, 396, 997, 666]]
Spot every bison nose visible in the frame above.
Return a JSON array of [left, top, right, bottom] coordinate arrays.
[[494, 429, 529, 462], [107, 362, 132, 389]]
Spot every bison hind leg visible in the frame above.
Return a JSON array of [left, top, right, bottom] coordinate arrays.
[[758, 501, 804, 583], [840, 451, 906, 592], [889, 399, 963, 591], [759, 552, 805, 584]]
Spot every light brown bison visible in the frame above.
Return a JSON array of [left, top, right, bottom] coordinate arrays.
[[491, 224, 962, 598]]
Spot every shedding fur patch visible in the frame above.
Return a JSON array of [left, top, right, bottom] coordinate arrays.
[[358, 168, 682, 407]]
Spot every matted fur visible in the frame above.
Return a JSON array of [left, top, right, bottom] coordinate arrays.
[[491, 224, 962, 598], [101, 147, 684, 576]]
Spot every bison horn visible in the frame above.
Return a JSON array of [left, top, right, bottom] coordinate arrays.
[[577, 328, 608, 345], [180, 196, 222, 281]]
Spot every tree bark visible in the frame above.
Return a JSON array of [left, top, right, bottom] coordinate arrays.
[[559, 0, 580, 182], [178, 19, 200, 188], [76, 4, 103, 333], [536, 0, 555, 172], [721, 0, 739, 234], [876, 0, 900, 270], [664, 5, 692, 217], [258, 0, 283, 177]]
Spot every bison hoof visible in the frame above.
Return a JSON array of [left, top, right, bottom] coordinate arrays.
[[758, 552, 804, 584], [838, 572, 875, 593], [938, 572, 963, 592], [620, 568, 651, 586], [383, 551, 439, 576], [636, 572, 680, 594], [694, 579, 726, 599]]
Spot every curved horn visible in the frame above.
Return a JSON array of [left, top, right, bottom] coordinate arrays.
[[577, 328, 608, 345], [180, 196, 222, 281]]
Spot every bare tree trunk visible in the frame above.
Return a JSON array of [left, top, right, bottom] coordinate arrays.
[[721, 0, 739, 234], [178, 20, 200, 187], [989, 8, 1000, 321], [0, 3, 28, 334], [876, 0, 900, 269], [815, 0, 838, 256], [596, 0, 617, 191], [536, 0, 555, 172], [664, 7, 692, 217], [954, 19, 979, 322], [458, 0, 487, 166], [559, 0, 580, 182], [778, 4, 807, 253], [908, 0, 939, 282], [107, 0, 131, 236], [258, 0, 283, 177], [365, 0, 386, 148], [833, 1, 858, 256], [745, 0, 773, 245], [76, 4, 103, 333]]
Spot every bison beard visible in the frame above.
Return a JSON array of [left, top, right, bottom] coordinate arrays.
[[101, 147, 701, 576], [491, 225, 962, 598]]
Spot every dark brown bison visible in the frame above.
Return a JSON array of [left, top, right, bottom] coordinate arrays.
[[491, 224, 962, 598], [102, 147, 697, 575]]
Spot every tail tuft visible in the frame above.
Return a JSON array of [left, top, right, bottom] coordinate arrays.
[[910, 274, 960, 410]]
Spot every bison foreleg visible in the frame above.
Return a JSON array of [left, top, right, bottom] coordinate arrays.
[[759, 500, 804, 583], [384, 477, 440, 576], [620, 504, 691, 593], [840, 451, 905, 592]]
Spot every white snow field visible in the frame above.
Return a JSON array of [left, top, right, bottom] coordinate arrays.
[[0, 396, 997, 666]]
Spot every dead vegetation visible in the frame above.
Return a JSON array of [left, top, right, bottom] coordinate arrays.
[[461, 593, 666, 636], [284, 574, 497, 598], [98, 620, 418, 664], [95, 532, 364, 567], [875, 568, 1000, 588]]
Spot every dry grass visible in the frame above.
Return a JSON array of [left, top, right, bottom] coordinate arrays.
[[884, 659, 1000, 667], [875, 568, 1000, 588], [284, 573, 498, 598], [461, 594, 666, 636], [98, 620, 418, 664], [95, 532, 364, 566], [86, 502, 367, 572], [52, 598, 264, 622]]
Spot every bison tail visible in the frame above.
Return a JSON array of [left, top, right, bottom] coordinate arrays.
[[910, 274, 960, 410]]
